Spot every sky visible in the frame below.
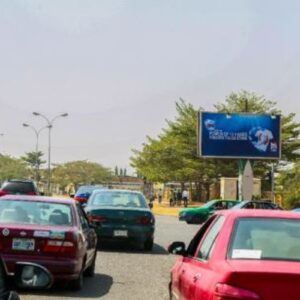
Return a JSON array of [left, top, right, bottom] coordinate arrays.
[[0, 0, 299, 174]]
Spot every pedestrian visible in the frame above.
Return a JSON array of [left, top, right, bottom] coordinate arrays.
[[182, 188, 189, 207], [158, 189, 163, 204], [176, 189, 182, 206]]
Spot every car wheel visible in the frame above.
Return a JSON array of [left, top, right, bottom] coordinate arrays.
[[70, 270, 83, 291], [84, 251, 97, 277], [191, 215, 201, 224], [144, 238, 154, 251]]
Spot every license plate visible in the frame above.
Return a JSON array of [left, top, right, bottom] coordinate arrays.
[[12, 238, 35, 251], [113, 230, 128, 237]]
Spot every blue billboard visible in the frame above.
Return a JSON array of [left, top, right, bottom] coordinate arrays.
[[198, 112, 281, 159]]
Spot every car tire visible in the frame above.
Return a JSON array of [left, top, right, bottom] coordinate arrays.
[[84, 251, 97, 277], [70, 270, 83, 291], [144, 238, 154, 251]]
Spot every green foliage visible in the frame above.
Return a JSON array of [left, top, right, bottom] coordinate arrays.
[[0, 155, 28, 182], [277, 163, 300, 208], [21, 151, 46, 169], [52, 160, 113, 188]]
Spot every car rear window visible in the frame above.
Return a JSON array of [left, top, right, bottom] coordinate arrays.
[[228, 217, 300, 261], [1, 182, 34, 193], [90, 191, 148, 208], [0, 200, 72, 226], [76, 185, 103, 194]]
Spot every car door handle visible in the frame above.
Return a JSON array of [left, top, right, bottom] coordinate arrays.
[[181, 269, 185, 274], [193, 273, 201, 282]]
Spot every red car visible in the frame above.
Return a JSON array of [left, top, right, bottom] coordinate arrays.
[[168, 209, 300, 300], [0, 195, 97, 290]]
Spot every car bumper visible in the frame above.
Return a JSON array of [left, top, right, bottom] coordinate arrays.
[[95, 224, 155, 242], [3, 254, 83, 281]]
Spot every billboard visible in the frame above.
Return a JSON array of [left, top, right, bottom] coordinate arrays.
[[198, 112, 281, 159]]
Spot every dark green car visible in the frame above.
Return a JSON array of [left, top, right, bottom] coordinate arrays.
[[85, 189, 155, 251], [178, 199, 238, 224]]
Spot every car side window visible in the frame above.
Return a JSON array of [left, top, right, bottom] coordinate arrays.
[[76, 205, 89, 230], [186, 215, 217, 257], [197, 216, 225, 261]]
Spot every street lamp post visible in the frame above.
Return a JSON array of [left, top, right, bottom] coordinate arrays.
[[22, 123, 48, 182], [33, 112, 68, 195]]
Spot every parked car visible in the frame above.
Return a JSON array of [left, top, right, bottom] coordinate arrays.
[[169, 209, 300, 300], [0, 180, 39, 197], [178, 199, 238, 224], [292, 208, 300, 212], [0, 256, 52, 299], [0, 195, 97, 290], [74, 185, 105, 204], [232, 200, 283, 210], [85, 189, 155, 251]]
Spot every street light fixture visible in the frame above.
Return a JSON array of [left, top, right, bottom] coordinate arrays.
[[32, 112, 68, 195], [23, 123, 48, 183]]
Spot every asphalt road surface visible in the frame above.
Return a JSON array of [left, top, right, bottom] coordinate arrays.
[[21, 215, 199, 300]]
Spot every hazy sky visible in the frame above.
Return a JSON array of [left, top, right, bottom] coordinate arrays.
[[0, 0, 299, 174]]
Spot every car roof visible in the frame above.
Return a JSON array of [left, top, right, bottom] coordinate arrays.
[[4, 179, 34, 183], [216, 209, 300, 219], [92, 189, 143, 195], [0, 195, 73, 205]]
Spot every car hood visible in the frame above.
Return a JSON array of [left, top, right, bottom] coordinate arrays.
[[179, 207, 209, 214]]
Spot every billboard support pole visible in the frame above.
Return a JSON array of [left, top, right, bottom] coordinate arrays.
[[238, 99, 251, 201], [238, 159, 246, 201]]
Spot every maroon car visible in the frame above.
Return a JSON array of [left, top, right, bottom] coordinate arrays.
[[0, 195, 97, 290]]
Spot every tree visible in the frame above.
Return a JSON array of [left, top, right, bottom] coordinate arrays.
[[124, 168, 127, 176], [115, 166, 119, 176], [52, 160, 113, 189], [277, 162, 300, 208], [0, 155, 28, 182], [120, 168, 123, 177], [21, 151, 46, 181]]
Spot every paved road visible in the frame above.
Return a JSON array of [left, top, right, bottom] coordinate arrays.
[[21, 215, 199, 300]]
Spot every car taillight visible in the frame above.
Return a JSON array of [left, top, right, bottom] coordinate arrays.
[[136, 216, 154, 225], [88, 215, 107, 224], [0, 190, 8, 197], [214, 283, 261, 300], [44, 240, 76, 255], [74, 196, 86, 203], [27, 191, 37, 195]]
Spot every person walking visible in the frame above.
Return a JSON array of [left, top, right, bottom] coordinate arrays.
[[182, 188, 189, 207], [158, 189, 163, 204], [176, 189, 182, 205]]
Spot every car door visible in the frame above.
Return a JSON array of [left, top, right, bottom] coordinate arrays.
[[76, 204, 97, 266], [179, 215, 225, 300]]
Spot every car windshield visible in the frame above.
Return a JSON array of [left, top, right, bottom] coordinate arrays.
[[2, 182, 34, 193], [201, 200, 217, 209], [0, 200, 72, 226], [90, 191, 148, 208], [229, 217, 300, 261]]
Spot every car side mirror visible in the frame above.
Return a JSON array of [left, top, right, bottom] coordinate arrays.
[[39, 192, 45, 196], [69, 194, 75, 198], [0, 257, 20, 300], [14, 262, 53, 289], [148, 202, 153, 209], [168, 241, 186, 256]]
